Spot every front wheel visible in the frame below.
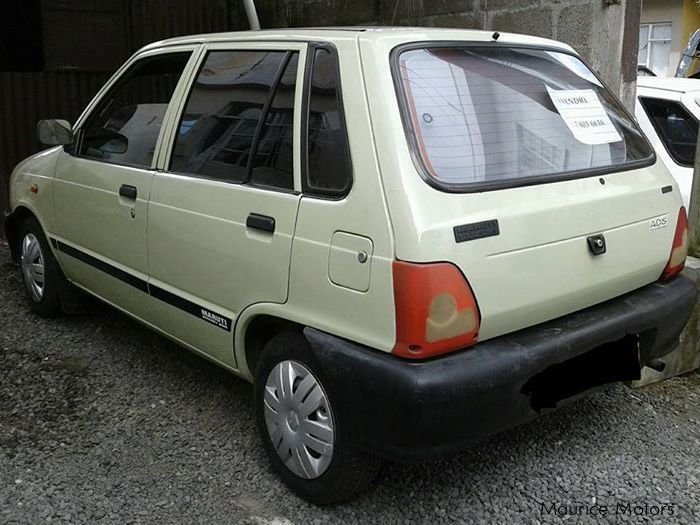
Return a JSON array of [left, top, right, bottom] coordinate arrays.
[[254, 332, 381, 505], [18, 217, 65, 317]]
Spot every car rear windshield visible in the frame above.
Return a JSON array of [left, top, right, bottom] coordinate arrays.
[[394, 45, 654, 191]]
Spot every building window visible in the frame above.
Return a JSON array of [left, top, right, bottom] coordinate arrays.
[[638, 23, 672, 77]]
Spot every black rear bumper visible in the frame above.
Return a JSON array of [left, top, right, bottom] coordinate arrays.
[[304, 276, 697, 462]]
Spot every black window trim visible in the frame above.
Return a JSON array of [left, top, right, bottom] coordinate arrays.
[[165, 47, 302, 195], [247, 50, 296, 190], [300, 42, 354, 199], [390, 41, 656, 194], [68, 50, 195, 171], [638, 96, 698, 168]]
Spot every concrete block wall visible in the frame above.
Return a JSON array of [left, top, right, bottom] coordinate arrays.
[[254, 0, 641, 109]]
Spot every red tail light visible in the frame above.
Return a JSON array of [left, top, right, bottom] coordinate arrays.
[[392, 261, 480, 359], [660, 207, 688, 282]]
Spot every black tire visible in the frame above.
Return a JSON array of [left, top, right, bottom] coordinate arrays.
[[254, 332, 382, 505], [17, 217, 70, 317]]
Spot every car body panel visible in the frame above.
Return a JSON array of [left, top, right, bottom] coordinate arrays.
[[285, 34, 397, 353], [635, 77, 700, 209], [8, 147, 61, 237], [360, 32, 679, 342]]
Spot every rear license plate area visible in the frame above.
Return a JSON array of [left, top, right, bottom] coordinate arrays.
[[522, 334, 640, 412]]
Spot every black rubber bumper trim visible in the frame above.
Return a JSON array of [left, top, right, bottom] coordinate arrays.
[[52, 238, 232, 332], [303, 276, 697, 462]]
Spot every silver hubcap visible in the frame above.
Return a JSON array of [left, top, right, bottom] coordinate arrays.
[[263, 360, 334, 479], [20, 233, 45, 302]]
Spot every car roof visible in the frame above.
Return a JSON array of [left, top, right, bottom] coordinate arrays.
[[636, 76, 700, 94], [139, 26, 574, 54]]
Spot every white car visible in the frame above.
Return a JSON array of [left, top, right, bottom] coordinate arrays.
[[635, 77, 700, 207]]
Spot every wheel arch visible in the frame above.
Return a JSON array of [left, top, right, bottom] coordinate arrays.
[[235, 306, 307, 381], [243, 315, 305, 381], [5, 205, 41, 262]]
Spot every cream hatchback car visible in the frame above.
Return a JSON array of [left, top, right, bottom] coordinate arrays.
[[5, 28, 697, 504]]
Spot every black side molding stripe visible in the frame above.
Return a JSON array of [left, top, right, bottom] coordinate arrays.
[[55, 240, 148, 293], [51, 238, 231, 332], [149, 284, 231, 332]]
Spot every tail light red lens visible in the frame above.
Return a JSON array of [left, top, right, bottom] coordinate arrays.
[[660, 207, 688, 282], [392, 261, 480, 359]]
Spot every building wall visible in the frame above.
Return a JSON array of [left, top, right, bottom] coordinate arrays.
[[0, 0, 248, 236], [257, 0, 640, 108], [640, 0, 684, 75], [681, 0, 700, 63], [1, 0, 641, 237], [640, 0, 700, 76]]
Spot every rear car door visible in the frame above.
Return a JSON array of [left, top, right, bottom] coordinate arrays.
[[52, 47, 195, 316], [146, 42, 306, 366]]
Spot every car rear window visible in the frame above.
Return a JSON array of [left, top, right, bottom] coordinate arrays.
[[394, 45, 653, 191]]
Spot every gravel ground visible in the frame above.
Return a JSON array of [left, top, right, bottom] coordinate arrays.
[[1, 242, 700, 524]]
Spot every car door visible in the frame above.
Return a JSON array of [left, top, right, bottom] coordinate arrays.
[[145, 42, 306, 366], [52, 46, 197, 318], [637, 91, 699, 207]]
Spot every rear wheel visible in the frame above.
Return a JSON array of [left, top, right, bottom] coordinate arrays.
[[254, 332, 381, 505], [18, 217, 71, 317]]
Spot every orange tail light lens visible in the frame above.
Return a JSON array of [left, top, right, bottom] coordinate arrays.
[[660, 207, 688, 282], [392, 261, 480, 359]]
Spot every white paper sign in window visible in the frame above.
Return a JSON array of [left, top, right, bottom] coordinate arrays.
[[546, 86, 622, 145]]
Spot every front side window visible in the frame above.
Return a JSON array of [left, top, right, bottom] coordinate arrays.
[[78, 52, 191, 168], [640, 97, 698, 167], [171, 50, 298, 189], [394, 46, 653, 191]]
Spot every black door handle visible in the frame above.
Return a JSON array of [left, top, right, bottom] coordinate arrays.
[[119, 184, 137, 200], [246, 213, 275, 233]]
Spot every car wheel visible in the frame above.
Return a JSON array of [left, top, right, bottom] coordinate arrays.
[[18, 217, 67, 317], [254, 331, 381, 505]]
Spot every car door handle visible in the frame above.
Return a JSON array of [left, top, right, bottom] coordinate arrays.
[[246, 213, 275, 233], [119, 184, 137, 200]]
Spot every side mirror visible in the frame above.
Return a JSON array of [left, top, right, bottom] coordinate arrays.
[[37, 119, 74, 146]]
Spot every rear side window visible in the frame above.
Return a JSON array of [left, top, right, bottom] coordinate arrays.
[[171, 50, 298, 189], [78, 52, 191, 168], [394, 46, 653, 191], [303, 47, 352, 197], [639, 97, 697, 167]]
